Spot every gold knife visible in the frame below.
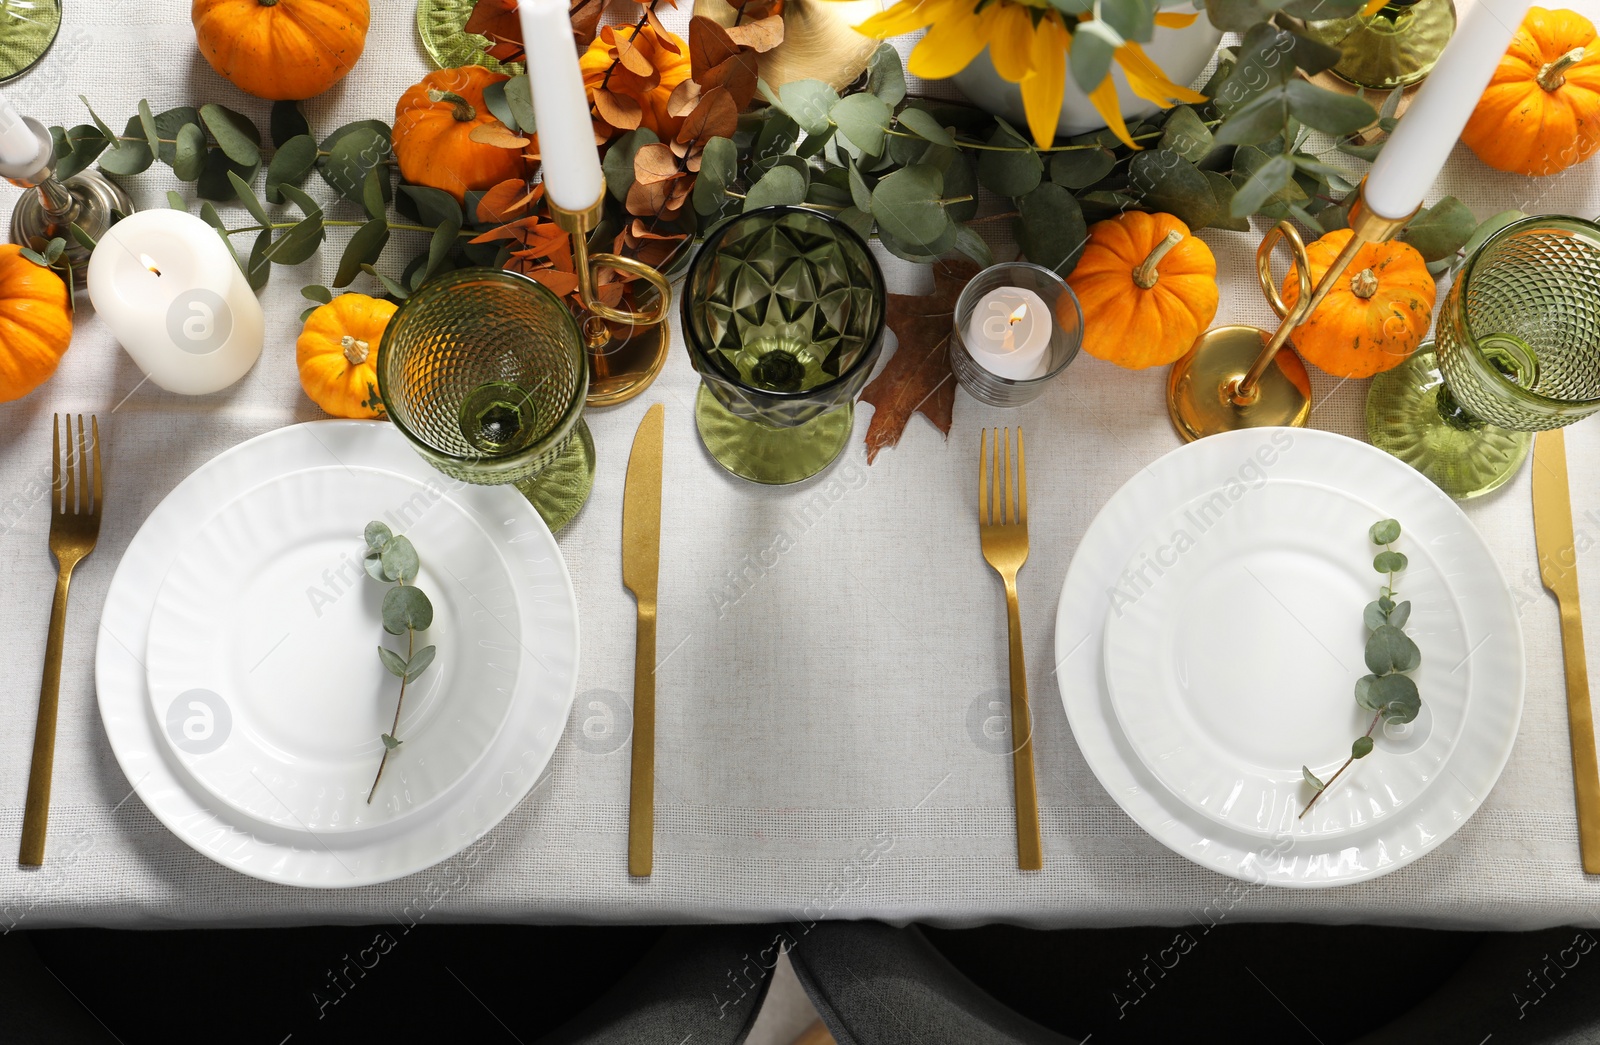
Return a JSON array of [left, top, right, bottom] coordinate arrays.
[[622, 403, 665, 877], [1533, 428, 1600, 874]]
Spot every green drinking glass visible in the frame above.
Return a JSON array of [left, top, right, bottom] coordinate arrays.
[[0, 0, 60, 81], [681, 206, 885, 485], [377, 268, 595, 531], [1368, 215, 1600, 499]]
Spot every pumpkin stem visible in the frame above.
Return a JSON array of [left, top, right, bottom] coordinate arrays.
[[1539, 47, 1586, 91], [1133, 230, 1184, 289], [341, 334, 370, 366], [428, 89, 478, 122], [1350, 267, 1379, 299]]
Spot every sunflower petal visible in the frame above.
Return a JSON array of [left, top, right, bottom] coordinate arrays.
[[1361, 0, 1388, 16], [1020, 15, 1068, 147], [1116, 42, 1208, 106], [1088, 74, 1138, 150], [854, 0, 951, 40], [1153, 11, 1199, 28], [908, 7, 991, 79], [987, 2, 1037, 84]]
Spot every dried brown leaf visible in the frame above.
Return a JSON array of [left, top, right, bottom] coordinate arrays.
[[468, 120, 531, 148], [689, 15, 740, 78], [860, 258, 981, 463], [677, 85, 737, 146], [697, 52, 759, 110], [724, 14, 783, 53], [666, 78, 702, 119], [592, 88, 644, 131], [633, 142, 681, 184]]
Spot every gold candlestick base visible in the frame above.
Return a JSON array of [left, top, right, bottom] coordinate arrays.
[[547, 183, 674, 408], [1165, 180, 1415, 442]]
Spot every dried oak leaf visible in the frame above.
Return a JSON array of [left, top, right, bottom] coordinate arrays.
[[860, 257, 980, 464]]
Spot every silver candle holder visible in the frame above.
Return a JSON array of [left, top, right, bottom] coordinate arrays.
[[2, 116, 131, 287]]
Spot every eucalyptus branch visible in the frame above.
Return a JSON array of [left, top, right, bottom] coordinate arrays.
[[1301, 519, 1422, 819], [362, 522, 437, 805]]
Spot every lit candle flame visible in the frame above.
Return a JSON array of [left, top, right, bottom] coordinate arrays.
[[1008, 304, 1027, 326], [139, 253, 161, 277]]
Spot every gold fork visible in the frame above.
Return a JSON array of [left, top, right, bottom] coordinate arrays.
[[20, 415, 102, 867], [979, 427, 1042, 871]]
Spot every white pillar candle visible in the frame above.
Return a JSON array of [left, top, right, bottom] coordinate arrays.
[[87, 211, 265, 395], [966, 286, 1052, 381], [518, 0, 605, 212], [1365, 0, 1533, 220], [0, 89, 43, 168]]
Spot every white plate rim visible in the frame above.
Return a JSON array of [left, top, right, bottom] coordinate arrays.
[[1054, 427, 1525, 888], [95, 420, 580, 888]]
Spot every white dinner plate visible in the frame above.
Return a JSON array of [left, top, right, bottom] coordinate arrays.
[[145, 466, 522, 834], [96, 421, 579, 887], [1102, 478, 1468, 839], [1055, 428, 1523, 887]]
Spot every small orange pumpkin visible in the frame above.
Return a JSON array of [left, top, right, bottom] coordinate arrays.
[[1065, 211, 1219, 370], [393, 66, 529, 204], [1462, 7, 1600, 176], [192, 0, 369, 101], [296, 293, 395, 419], [1280, 229, 1436, 379], [0, 245, 72, 404]]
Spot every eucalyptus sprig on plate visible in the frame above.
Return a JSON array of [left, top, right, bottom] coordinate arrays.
[[1301, 518, 1423, 819], [363, 521, 436, 804]]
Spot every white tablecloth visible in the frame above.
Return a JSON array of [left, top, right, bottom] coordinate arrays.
[[3, 0, 1600, 932]]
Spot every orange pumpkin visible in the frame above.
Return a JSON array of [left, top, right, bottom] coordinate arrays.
[[579, 24, 693, 141], [296, 293, 395, 419], [1280, 230, 1436, 379], [393, 66, 529, 204], [192, 0, 369, 101], [1065, 211, 1219, 370], [1463, 7, 1600, 176], [0, 245, 71, 404]]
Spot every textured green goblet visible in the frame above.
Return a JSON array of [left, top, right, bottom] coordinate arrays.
[[0, 0, 60, 81], [378, 268, 594, 531], [1368, 215, 1600, 499], [681, 206, 885, 485]]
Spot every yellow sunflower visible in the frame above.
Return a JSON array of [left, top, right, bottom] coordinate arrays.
[[850, 0, 1207, 149]]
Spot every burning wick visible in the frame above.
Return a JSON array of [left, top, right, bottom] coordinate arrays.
[[1008, 304, 1027, 326], [140, 253, 161, 277]]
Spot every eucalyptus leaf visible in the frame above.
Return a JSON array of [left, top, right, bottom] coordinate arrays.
[[505, 76, 536, 133], [1373, 550, 1409, 573], [482, 79, 517, 132], [848, 161, 872, 212], [381, 733, 402, 750], [1399, 196, 1477, 263], [1373, 673, 1421, 723], [744, 164, 807, 210], [364, 551, 388, 581], [1365, 624, 1421, 674], [305, 284, 334, 304], [1363, 600, 1388, 632], [137, 99, 160, 155], [777, 79, 839, 137], [196, 149, 259, 202], [1050, 147, 1115, 189], [54, 125, 108, 181], [1354, 673, 1382, 711], [977, 123, 1043, 197], [1458, 210, 1526, 264], [1159, 106, 1213, 163], [319, 120, 394, 206], [365, 521, 393, 551], [423, 214, 461, 282], [398, 185, 461, 230], [1351, 735, 1374, 759], [1214, 85, 1290, 146], [365, 263, 412, 300], [953, 224, 995, 269], [334, 217, 390, 288], [166, 190, 186, 210], [228, 170, 270, 226], [1128, 149, 1216, 230], [99, 117, 154, 176], [200, 103, 262, 167], [1069, 24, 1117, 93], [1337, 138, 1385, 162], [1285, 80, 1377, 136], [693, 135, 738, 217], [153, 106, 201, 165], [378, 646, 408, 677], [271, 100, 311, 148], [831, 92, 891, 158], [1203, 171, 1252, 232], [264, 214, 326, 267], [1369, 518, 1401, 544], [836, 205, 874, 243], [1302, 765, 1324, 790], [870, 163, 946, 248], [280, 183, 324, 221], [383, 535, 422, 585], [1016, 182, 1088, 274], [1204, 0, 1282, 33], [866, 43, 907, 106], [382, 584, 434, 635], [1389, 600, 1412, 630], [265, 134, 317, 203], [247, 227, 272, 291], [404, 645, 437, 682], [1230, 152, 1294, 217], [172, 123, 207, 181], [603, 127, 657, 203], [1287, 30, 1342, 75]]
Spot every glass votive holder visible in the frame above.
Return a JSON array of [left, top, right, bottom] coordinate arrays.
[[950, 262, 1082, 407]]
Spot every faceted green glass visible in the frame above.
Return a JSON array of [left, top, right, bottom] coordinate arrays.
[[682, 206, 885, 484], [0, 0, 60, 81], [1368, 216, 1600, 499], [377, 268, 594, 531]]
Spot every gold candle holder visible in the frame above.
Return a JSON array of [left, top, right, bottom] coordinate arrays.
[[546, 180, 674, 407], [1166, 180, 1416, 442]]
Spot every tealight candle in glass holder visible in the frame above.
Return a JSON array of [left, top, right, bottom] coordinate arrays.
[[951, 262, 1082, 407]]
